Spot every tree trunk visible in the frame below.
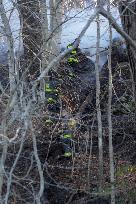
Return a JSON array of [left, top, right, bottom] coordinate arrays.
[[0, 0, 16, 94], [17, 0, 42, 81], [119, 1, 136, 101], [49, 0, 62, 60], [95, 13, 104, 192], [39, 0, 49, 100], [40, 0, 49, 69], [107, 2, 115, 203]]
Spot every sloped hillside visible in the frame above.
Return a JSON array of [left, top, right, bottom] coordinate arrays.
[[2, 44, 136, 203]]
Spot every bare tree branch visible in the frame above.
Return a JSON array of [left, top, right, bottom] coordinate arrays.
[[99, 7, 136, 50]]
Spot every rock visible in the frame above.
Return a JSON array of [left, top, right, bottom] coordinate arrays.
[[111, 37, 128, 64], [54, 48, 95, 113]]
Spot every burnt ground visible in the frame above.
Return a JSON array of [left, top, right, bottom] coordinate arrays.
[[1, 47, 136, 204]]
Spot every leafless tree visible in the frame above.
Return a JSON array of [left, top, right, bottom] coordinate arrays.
[[107, 1, 115, 203], [0, 0, 16, 94], [1, 0, 136, 203], [119, 0, 136, 102], [95, 0, 103, 192]]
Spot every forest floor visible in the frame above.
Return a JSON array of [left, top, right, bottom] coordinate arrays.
[[0, 49, 136, 204]]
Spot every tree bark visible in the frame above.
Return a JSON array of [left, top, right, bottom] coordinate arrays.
[[95, 13, 103, 192], [49, 0, 62, 60], [119, 1, 136, 101], [39, 0, 49, 100], [0, 0, 16, 94], [17, 0, 42, 81], [107, 1, 115, 203]]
